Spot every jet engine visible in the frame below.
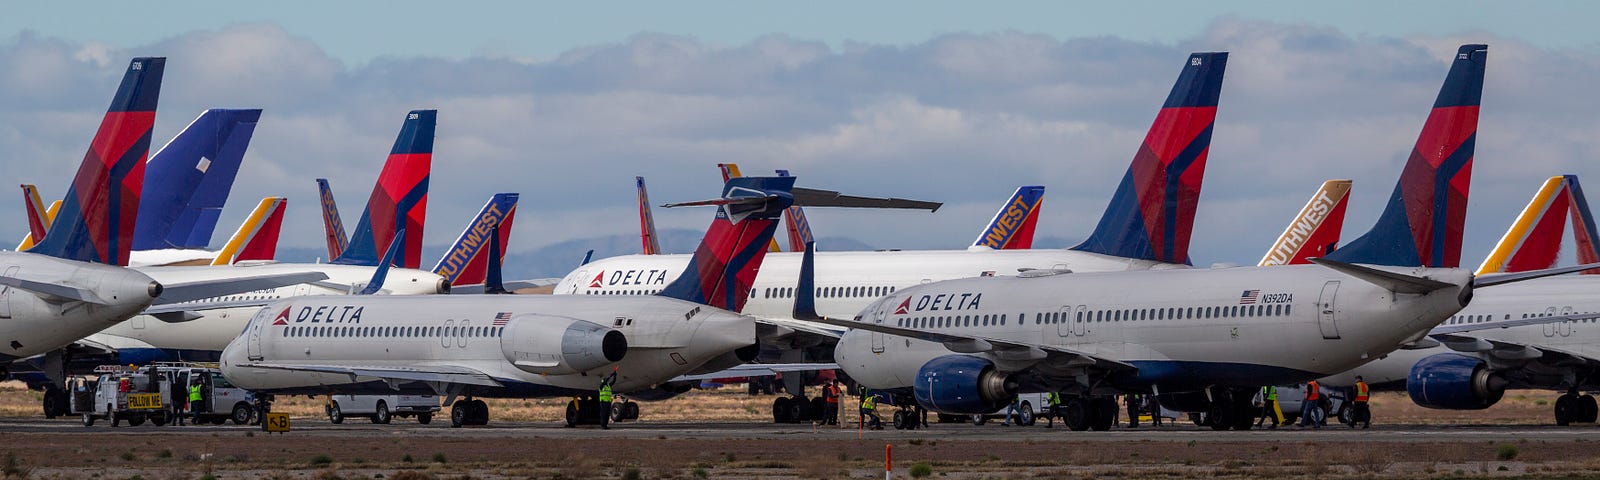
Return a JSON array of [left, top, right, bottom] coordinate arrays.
[[1407, 353, 1506, 409], [684, 344, 760, 376], [500, 315, 626, 376], [912, 355, 1016, 414]]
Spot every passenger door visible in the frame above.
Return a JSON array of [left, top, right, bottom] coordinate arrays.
[[870, 304, 886, 353], [1317, 281, 1340, 339], [246, 319, 263, 360]]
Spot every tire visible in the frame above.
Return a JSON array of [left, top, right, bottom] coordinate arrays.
[[456, 402, 471, 428], [43, 388, 62, 419], [1580, 395, 1598, 423], [1555, 394, 1576, 426], [892, 410, 909, 430], [128, 414, 146, 427], [772, 397, 793, 423], [82, 414, 95, 427], [470, 399, 490, 425], [611, 402, 626, 422], [418, 412, 433, 425], [1019, 402, 1036, 426], [1208, 401, 1231, 431], [150, 412, 168, 427], [232, 403, 253, 425], [623, 401, 640, 420], [1089, 397, 1116, 431], [1063, 398, 1090, 431], [970, 414, 987, 426], [327, 402, 345, 424], [372, 401, 391, 424], [1338, 402, 1355, 427]]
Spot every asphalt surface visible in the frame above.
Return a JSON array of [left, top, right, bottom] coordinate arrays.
[[3, 416, 1594, 442]]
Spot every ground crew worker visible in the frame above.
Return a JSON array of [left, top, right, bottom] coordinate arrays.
[[1001, 397, 1023, 426], [820, 379, 840, 426], [1256, 385, 1283, 429], [188, 378, 204, 425], [598, 371, 616, 429], [1299, 380, 1322, 428], [1044, 392, 1063, 428], [1351, 376, 1371, 429], [1125, 394, 1140, 428], [1146, 395, 1162, 426], [861, 393, 882, 429]]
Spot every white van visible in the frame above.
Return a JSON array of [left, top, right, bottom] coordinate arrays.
[[326, 394, 440, 424]]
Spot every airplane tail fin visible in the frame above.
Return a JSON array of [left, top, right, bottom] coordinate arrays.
[[657, 176, 795, 312], [1326, 44, 1487, 268], [775, 169, 814, 251], [333, 109, 435, 268], [133, 108, 262, 250], [27, 57, 165, 266], [972, 186, 1046, 250], [210, 197, 286, 265], [18, 198, 60, 251], [1259, 180, 1352, 266], [717, 163, 783, 252], [636, 177, 662, 255], [358, 229, 405, 295], [1070, 52, 1227, 264], [431, 193, 519, 286], [316, 178, 349, 260], [21, 185, 48, 244], [1475, 175, 1600, 275]]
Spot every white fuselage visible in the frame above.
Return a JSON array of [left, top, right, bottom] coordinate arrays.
[[834, 264, 1471, 395], [0, 251, 158, 363], [558, 249, 1185, 328], [1324, 275, 1600, 390], [86, 263, 446, 357], [220, 295, 754, 396]]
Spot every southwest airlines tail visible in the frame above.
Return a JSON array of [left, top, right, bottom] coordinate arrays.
[[971, 186, 1045, 250], [316, 178, 349, 260], [1325, 44, 1487, 268], [21, 185, 48, 245], [1070, 52, 1227, 265], [133, 108, 262, 250], [775, 169, 814, 251], [636, 177, 662, 255], [1259, 180, 1351, 266], [332, 109, 435, 268], [658, 177, 796, 312], [27, 57, 166, 266], [431, 193, 519, 286], [210, 197, 286, 265], [1475, 175, 1600, 274]]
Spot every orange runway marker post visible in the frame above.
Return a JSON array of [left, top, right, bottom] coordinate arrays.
[[885, 443, 892, 480]]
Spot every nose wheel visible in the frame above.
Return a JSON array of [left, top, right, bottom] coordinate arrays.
[[450, 398, 489, 428]]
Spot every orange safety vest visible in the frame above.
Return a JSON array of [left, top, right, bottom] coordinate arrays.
[[1354, 381, 1369, 402], [823, 384, 840, 404], [1305, 381, 1319, 401]]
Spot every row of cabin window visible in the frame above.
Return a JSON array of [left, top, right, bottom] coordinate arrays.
[[191, 293, 281, 305], [588, 289, 660, 296], [1447, 311, 1600, 325], [763, 285, 896, 299], [899, 314, 1008, 329], [283, 325, 505, 339], [1058, 303, 1292, 324]]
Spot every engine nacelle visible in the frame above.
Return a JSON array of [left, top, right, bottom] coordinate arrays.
[[1407, 353, 1506, 410], [624, 381, 696, 401], [684, 344, 760, 376], [500, 315, 627, 376], [912, 355, 1016, 414]]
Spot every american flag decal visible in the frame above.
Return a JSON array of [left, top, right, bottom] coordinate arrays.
[[1239, 290, 1260, 304], [494, 312, 512, 326]]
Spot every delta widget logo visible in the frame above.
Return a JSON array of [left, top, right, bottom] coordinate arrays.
[[270, 306, 292, 326]]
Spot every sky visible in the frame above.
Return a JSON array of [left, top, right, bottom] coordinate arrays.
[[3, 2, 1600, 267]]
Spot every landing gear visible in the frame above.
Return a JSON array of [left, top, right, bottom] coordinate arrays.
[[892, 405, 927, 430], [1062, 397, 1090, 431], [771, 395, 818, 424], [1554, 391, 1597, 426], [1579, 394, 1598, 424], [1204, 388, 1256, 431], [451, 398, 489, 428], [1088, 397, 1117, 431], [563, 396, 610, 427], [42, 386, 68, 419], [609, 399, 640, 422]]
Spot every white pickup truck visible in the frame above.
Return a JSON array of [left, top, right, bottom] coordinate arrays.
[[325, 395, 440, 424]]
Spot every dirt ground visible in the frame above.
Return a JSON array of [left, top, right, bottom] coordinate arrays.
[[3, 382, 1598, 479]]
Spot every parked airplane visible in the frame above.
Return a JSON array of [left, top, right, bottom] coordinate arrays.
[[430, 193, 519, 288], [220, 176, 938, 427], [1259, 180, 1351, 266], [555, 51, 1227, 413], [810, 44, 1517, 432], [1323, 174, 1600, 426], [322, 110, 434, 269]]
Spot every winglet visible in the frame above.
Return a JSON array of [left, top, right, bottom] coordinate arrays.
[[637, 177, 662, 255], [1071, 52, 1228, 264], [211, 197, 286, 265], [1308, 257, 1453, 294], [431, 193, 519, 286], [483, 226, 508, 294], [580, 249, 594, 267], [359, 228, 405, 295], [795, 241, 820, 320], [27, 57, 165, 265], [1326, 44, 1487, 268], [972, 186, 1046, 250], [21, 184, 48, 243], [1260, 180, 1351, 266], [316, 178, 349, 260], [334, 109, 435, 269]]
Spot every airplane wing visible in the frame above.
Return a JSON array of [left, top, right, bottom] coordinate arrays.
[[1429, 312, 1600, 335], [1430, 334, 1599, 366], [757, 318, 844, 340], [794, 313, 1135, 371], [671, 363, 840, 383], [235, 362, 504, 388], [154, 272, 330, 305]]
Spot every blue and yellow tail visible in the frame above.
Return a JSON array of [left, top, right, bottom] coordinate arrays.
[[333, 109, 435, 268], [1326, 45, 1487, 268], [658, 177, 795, 312], [1071, 52, 1227, 264], [133, 108, 262, 250], [27, 57, 166, 266], [775, 169, 814, 251], [431, 193, 519, 286], [972, 186, 1045, 250]]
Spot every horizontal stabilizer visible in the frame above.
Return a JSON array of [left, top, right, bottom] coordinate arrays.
[[0, 275, 108, 304], [1307, 258, 1453, 294], [154, 272, 330, 306], [790, 187, 941, 211], [1472, 261, 1600, 288]]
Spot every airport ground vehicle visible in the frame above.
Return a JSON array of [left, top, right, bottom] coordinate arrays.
[[161, 363, 257, 425], [73, 366, 174, 427], [326, 394, 439, 424]]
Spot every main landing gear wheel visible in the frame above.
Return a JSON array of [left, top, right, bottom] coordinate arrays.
[[42, 387, 66, 419], [1089, 397, 1117, 431], [771, 396, 793, 423], [1555, 393, 1579, 426], [1578, 395, 1598, 423], [452, 399, 490, 428], [1063, 398, 1090, 431]]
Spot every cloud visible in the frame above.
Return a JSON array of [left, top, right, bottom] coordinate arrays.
[[1, 20, 1597, 267]]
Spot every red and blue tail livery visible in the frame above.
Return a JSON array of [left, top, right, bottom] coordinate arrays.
[[21, 185, 48, 244], [134, 108, 262, 251], [657, 176, 796, 312], [1327, 44, 1486, 268], [1071, 52, 1226, 265], [333, 109, 435, 268], [432, 193, 519, 286], [972, 186, 1045, 250], [27, 57, 166, 266]]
